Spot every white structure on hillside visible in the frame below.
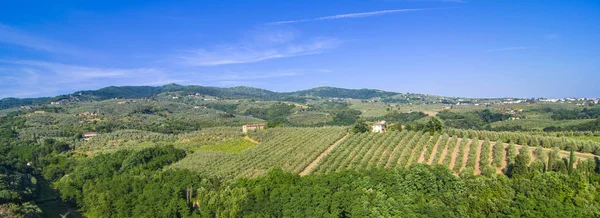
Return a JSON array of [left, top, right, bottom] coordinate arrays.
[[242, 124, 265, 133], [372, 121, 387, 133]]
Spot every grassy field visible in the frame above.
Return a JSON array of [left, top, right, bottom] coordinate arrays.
[[191, 138, 256, 153]]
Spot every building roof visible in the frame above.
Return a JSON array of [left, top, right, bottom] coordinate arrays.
[[244, 124, 266, 127], [83, 132, 98, 136]]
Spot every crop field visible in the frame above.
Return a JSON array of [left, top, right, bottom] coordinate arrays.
[[171, 128, 599, 178], [170, 127, 347, 178], [77, 127, 245, 154], [300, 131, 599, 176]]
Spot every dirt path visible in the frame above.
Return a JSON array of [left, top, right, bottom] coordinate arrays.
[[385, 137, 411, 168], [300, 134, 349, 176], [428, 136, 444, 164], [444, 138, 463, 170], [474, 141, 483, 175], [376, 149, 389, 167], [438, 138, 454, 164], [418, 136, 440, 163], [459, 139, 472, 173], [407, 136, 432, 167], [244, 136, 260, 144]]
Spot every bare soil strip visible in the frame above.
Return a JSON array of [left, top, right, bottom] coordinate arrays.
[[406, 136, 432, 167], [384, 142, 404, 168], [438, 138, 453, 164], [419, 136, 440, 163], [474, 141, 483, 175], [427, 136, 444, 164], [244, 136, 260, 144], [447, 138, 462, 167], [299, 134, 349, 176], [376, 149, 389, 167], [459, 139, 473, 173]]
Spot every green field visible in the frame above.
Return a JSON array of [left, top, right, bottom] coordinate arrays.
[[191, 138, 256, 153]]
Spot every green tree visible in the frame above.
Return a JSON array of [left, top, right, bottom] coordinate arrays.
[[351, 121, 370, 133], [425, 117, 444, 135], [510, 154, 529, 177], [568, 150, 575, 173]]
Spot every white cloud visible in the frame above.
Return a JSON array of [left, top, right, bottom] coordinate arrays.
[[268, 8, 431, 25], [0, 60, 178, 98], [487, 47, 534, 52], [175, 28, 340, 66]]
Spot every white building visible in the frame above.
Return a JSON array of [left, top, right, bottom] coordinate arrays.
[[372, 121, 387, 133], [242, 124, 265, 133]]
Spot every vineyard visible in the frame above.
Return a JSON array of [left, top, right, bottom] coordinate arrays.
[[171, 127, 600, 178], [310, 130, 598, 175], [170, 127, 347, 178]]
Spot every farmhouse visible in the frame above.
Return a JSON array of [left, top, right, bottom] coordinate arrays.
[[83, 132, 98, 140], [34, 110, 45, 114], [243, 124, 265, 133], [372, 121, 387, 133]]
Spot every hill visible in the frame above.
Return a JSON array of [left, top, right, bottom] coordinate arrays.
[[0, 84, 403, 110]]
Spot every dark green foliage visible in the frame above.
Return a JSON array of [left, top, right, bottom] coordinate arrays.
[[292, 86, 398, 99], [351, 121, 370, 133], [544, 118, 600, 132], [437, 109, 508, 130], [509, 154, 530, 177], [425, 116, 444, 135], [569, 150, 575, 173], [330, 108, 362, 125], [1, 85, 403, 110], [549, 107, 600, 120]]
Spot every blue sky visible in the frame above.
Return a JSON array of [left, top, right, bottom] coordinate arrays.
[[0, 0, 599, 98]]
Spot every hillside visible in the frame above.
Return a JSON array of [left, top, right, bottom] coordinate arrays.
[[171, 128, 599, 179], [0, 84, 405, 110]]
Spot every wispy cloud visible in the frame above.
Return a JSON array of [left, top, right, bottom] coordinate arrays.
[[487, 47, 534, 52], [0, 60, 179, 98], [0, 23, 81, 56], [178, 38, 339, 66], [268, 8, 431, 25], [174, 27, 340, 66]]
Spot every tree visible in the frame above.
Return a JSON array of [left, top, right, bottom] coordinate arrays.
[[510, 154, 529, 177], [351, 121, 370, 133], [425, 117, 444, 135], [568, 150, 575, 173]]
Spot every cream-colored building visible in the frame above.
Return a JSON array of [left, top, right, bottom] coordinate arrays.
[[372, 121, 387, 133], [243, 124, 265, 133]]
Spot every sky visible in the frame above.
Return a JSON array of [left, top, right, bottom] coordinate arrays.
[[0, 0, 599, 99]]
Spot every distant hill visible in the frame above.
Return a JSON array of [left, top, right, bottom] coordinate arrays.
[[288, 86, 398, 99], [0, 84, 401, 109]]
